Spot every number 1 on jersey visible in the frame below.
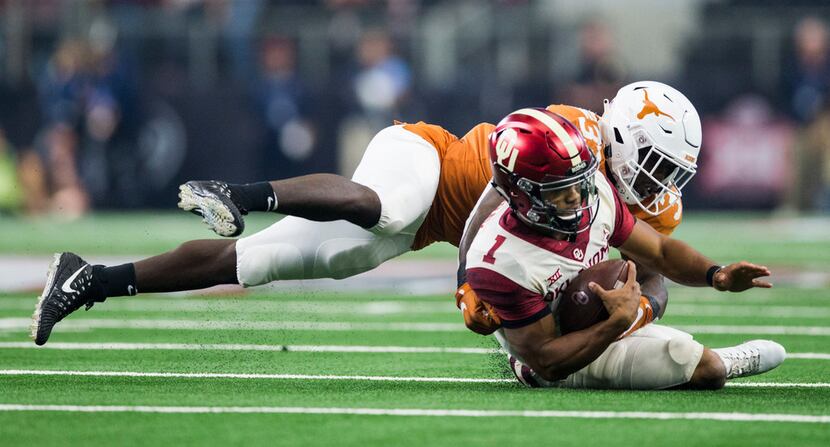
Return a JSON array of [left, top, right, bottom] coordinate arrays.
[[483, 235, 507, 264]]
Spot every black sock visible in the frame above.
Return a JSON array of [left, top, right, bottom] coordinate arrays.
[[227, 182, 277, 212], [93, 264, 138, 298]]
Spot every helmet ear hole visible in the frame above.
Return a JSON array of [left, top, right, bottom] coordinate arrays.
[[613, 127, 624, 144]]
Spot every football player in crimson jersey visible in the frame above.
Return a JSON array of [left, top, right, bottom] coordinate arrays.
[[463, 108, 783, 389], [456, 81, 701, 336]]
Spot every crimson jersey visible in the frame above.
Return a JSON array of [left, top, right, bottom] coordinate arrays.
[[465, 172, 636, 327]]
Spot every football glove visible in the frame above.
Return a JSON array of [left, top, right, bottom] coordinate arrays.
[[455, 282, 501, 335]]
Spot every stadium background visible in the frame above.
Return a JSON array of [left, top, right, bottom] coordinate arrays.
[[0, 1, 829, 446], [0, 0, 829, 215]]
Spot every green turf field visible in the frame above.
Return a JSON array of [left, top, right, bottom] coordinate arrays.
[[2, 212, 830, 267], [0, 212, 828, 445]]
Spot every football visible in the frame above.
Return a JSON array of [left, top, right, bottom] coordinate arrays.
[[558, 259, 630, 334]]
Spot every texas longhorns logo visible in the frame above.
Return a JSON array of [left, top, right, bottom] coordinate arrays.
[[637, 90, 675, 121]]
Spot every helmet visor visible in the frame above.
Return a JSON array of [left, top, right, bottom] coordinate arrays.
[[516, 162, 599, 235], [620, 128, 696, 215]]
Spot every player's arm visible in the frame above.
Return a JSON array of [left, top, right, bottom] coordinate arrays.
[[457, 184, 502, 286], [502, 262, 641, 381], [455, 185, 504, 335], [619, 219, 772, 291], [622, 258, 667, 319]]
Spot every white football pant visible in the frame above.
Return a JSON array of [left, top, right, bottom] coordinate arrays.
[[496, 324, 705, 390], [235, 125, 440, 286]]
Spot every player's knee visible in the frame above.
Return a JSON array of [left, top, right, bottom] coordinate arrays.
[[237, 243, 306, 286], [689, 349, 727, 390]]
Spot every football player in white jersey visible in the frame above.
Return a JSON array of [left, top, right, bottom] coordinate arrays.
[[463, 108, 784, 390], [457, 81, 701, 336]]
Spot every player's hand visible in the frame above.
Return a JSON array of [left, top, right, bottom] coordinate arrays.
[[713, 262, 772, 292], [588, 261, 641, 328], [455, 283, 501, 335]]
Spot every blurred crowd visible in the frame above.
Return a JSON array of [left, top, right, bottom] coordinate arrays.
[[0, 0, 828, 218]]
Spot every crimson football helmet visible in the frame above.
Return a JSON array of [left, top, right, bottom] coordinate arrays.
[[489, 108, 599, 235]]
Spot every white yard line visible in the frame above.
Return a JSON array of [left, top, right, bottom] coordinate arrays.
[[672, 325, 830, 336], [0, 318, 462, 332], [1, 342, 828, 360], [0, 370, 510, 383], [788, 353, 830, 360], [0, 369, 828, 389], [0, 300, 454, 315], [3, 318, 830, 335], [0, 341, 498, 354], [0, 404, 826, 423], [2, 298, 830, 318]]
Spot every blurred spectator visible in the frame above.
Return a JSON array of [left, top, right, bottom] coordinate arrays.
[[339, 29, 413, 175], [222, 0, 266, 83], [46, 125, 90, 218], [0, 132, 23, 213], [784, 17, 830, 123], [251, 36, 318, 179], [352, 29, 413, 122], [36, 39, 91, 218], [558, 20, 625, 111], [697, 96, 795, 210], [796, 100, 830, 211]]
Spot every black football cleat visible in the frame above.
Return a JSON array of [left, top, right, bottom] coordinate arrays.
[[178, 180, 247, 237], [31, 253, 104, 345]]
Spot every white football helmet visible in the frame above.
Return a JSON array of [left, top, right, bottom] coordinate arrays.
[[599, 81, 702, 216]]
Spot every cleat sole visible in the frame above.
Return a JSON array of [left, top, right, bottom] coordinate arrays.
[[178, 183, 240, 237], [30, 253, 62, 345]]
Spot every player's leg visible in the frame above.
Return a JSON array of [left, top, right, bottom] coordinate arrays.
[[178, 175, 381, 237], [562, 325, 785, 390], [236, 126, 441, 284], [179, 125, 436, 237], [506, 324, 784, 390], [31, 239, 239, 345]]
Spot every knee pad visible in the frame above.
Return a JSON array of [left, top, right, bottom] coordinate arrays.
[[236, 243, 305, 286]]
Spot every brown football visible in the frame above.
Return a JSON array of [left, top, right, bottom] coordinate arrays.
[[558, 259, 630, 335]]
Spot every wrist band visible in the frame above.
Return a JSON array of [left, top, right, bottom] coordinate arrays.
[[706, 265, 723, 287], [642, 294, 661, 319]]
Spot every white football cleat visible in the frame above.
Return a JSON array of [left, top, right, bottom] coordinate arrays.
[[712, 340, 786, 379], [178, 180, 247, 237]]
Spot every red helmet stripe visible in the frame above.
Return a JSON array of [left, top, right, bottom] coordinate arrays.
[[514, 108, 583, 167]]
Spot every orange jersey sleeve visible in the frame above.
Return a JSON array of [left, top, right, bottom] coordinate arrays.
[[402, 121, 494, 250]]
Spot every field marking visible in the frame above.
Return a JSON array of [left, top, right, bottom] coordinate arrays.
[[0, 299, 454, 315], [0, 404, 826, 423], [0, 318, 461, 332], [2, 298, 830, 319], [2, 342, 828, 360], [0, 342, 498, 354], [4, 318, 830, 336], [0, 370, 511, 383], [672, 325, 830, 336], [1, 370, 828, 389], [788, 353, 830, 360]]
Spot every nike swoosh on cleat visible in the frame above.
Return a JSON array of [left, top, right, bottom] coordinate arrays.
[[61, 266, 87, 294]]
